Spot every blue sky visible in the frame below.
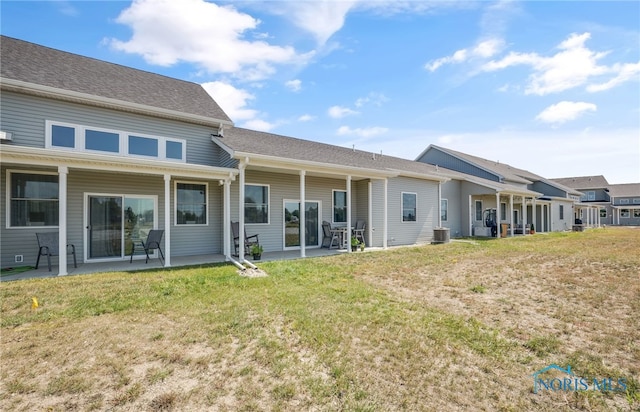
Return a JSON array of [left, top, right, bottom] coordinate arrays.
[[2, 0, 639, 183]]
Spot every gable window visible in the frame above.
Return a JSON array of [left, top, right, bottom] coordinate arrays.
[[175, 182, 207, 225], [559, 205, 564, 220], [620, 209, 630, 218], [245, 184, 269, 224], [441, 199, 448, 222], [475, 200, 483, 221], [8, 171, 59, 227], [402, 192, 417, 222], [620, 199, 629, 205], [46, 121, 185, 162], [333, 190, 347, 223]]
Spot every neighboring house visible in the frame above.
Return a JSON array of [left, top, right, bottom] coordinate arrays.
[[0, 36, 447, 274], [551, 176, 640, 226], [550, 175, 612, 225], [607, 183, 640, 226], [415, 145, 590, 237]]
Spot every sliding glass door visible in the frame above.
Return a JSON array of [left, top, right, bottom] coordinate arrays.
[[87, 194, 156, 260], [283, 200, 320, 249]]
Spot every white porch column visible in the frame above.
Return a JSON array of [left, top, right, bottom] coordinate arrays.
[[300, 170, 306, 258], [496, 193, 501, 237], [163, 174, 171, 267], [509, 194, 514, 237], [437, 182, 442, 228], [383, 178, 388, 249], [346, 175, 352, 253], [468, 195, 473, 236], [238, 162, 246, 262], [548, 204, 552, 232], [522, 199, 527, 235], [223, 178, 231, 259], [58, 166, 68, 276], [532, 199, 537, 233], [367, 181, 372, 247]]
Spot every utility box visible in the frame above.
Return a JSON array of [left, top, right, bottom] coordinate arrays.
[[433, 228, 450, 244], [501, 223, 509, 238]]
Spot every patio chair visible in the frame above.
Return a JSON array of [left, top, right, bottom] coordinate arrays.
[[353, 220, 366, 245], [231, 221, 260, 256], [321, 221, 341, 249], [35, 232, 77, 271], [129, 229, 164, 264]]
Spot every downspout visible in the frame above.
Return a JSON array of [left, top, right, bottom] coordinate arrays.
[[58, 166, 68, 276]]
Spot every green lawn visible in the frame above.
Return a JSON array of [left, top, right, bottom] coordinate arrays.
[[1, 228, 639, 411]]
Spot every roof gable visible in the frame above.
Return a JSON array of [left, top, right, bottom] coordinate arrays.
[[0, 36, 231, 124], [550, 175, 610, 189]]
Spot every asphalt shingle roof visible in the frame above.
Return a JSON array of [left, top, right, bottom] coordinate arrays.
[[0, 36, 231, 123], [221, 127, 448, 179], [550, 175, 610, 189], [608, 183, 640, 198]]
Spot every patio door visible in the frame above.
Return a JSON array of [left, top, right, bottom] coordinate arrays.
[[283, 200, 320, 249], [86, 194, 157, 260]]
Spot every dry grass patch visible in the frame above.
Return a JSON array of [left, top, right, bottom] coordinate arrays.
[[1, 228, 638, 411]]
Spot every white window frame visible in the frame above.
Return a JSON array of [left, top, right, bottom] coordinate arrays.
[[46, 120, 186, 162], [559, 204, 565, 220], [620, 199, 630, 205], [620, 209, 630, 218], [634, 209, 640, 218], [633, 198, 640, 204], [6, 169, 59, 229], [401, 192, 417, 223], [245, 183, 270, 225], [500, 202, 507, 222], [174, 181, 208, 226], [332, 189, 347, 224], [586, 191, 595, 201], [475, 200, 483, 221], [441, 199, 448, 222]]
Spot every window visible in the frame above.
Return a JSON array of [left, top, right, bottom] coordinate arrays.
[[620, 199, 629, 205], [8, 171, 59, 227], [634, 198, 640, 204], [333, 190, 347, 223], [245, 184, 269, 224], [85, 129, 119, 153], [441, 199, 448, 222], [500, 203, 506, 221], [128, 135, 158, 157], [475, 201, 483, 221], [402, 192, 417, 222], [176, 182, 207, 225], [620, 209, 630, 218], [46, 121, 185, 162], [559, 205, 564, 220], [634, 209, 640, 218], [600, 208, 607, 218], [584, 191, 595, 201]]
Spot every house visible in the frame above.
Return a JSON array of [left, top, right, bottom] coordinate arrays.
[[0, 36, 447, 275], [415, 145, 591, 237], [551, 176, 640, 226]]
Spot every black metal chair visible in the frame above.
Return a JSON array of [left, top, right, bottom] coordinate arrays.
[[36, 232, 77, 271], [321, 221, 340, 249], [129, 229, 164, 264], [231, 221, 259, 256], [352, 220, 366, 245]]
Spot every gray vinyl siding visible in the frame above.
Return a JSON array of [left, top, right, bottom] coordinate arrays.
[[0, 91, 225, 167], [230, 171, 354, 252], [531, 181, 567, 198], [370, 179, 386, 247], [0, 165, 225, 267], [354, 180, 369, 245], [418, 149, 500, 182], [551, 200, 574, 231], [387, 177, 438, 246], [440, 180, 462, 237]]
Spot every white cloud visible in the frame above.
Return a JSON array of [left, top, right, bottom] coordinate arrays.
[[482, 32, 638, 95], [283, 1, 357, 45], [536, 101, 597, 125], [285, 79, 302, 92], [241, 119, 276, 132], [328, 105, 359, 118], [298, 114, 315, 122], [425, 38, 505, 72], [201, 81, 257, 121], [108, 0, 309, 81], [336, 126, 388, 137], [354, 92, 388, 108]]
